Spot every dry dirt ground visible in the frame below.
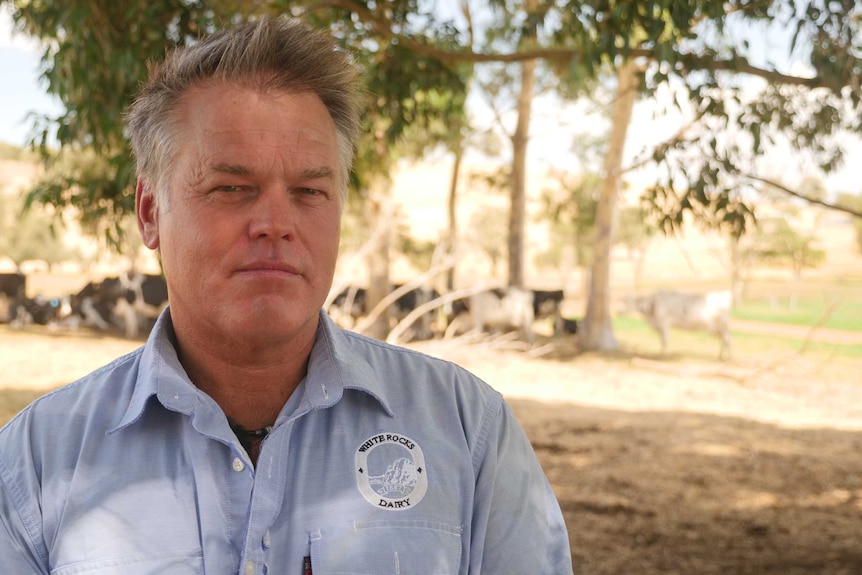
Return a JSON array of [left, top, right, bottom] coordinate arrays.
[[1, 323, 861, 574]]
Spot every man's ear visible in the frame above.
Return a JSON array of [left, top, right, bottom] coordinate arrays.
[[136, 179, 160, 250]]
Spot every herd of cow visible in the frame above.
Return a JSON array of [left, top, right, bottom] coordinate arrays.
[[326, 284, 576, 343], [0, 271, 575, 342], [1, 271, 733, 358], [0, 271, 169, 339]]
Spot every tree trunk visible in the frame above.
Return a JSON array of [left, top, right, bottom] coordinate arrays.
[[446, 140, 463, 292], [364, 177, 393, 340], [579, 59, 639, 352], [508, 56, 536, 289]]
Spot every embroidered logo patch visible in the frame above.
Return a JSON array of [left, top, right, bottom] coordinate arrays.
[[355, 432, 427, 511]]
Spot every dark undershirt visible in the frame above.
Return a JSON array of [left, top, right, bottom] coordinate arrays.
[[229, 420, 272, 465]]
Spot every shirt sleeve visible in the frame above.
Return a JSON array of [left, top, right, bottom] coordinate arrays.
[[0, 466, 49, 573], [468, 398, 574, 574], [0, 408, 50, 574]]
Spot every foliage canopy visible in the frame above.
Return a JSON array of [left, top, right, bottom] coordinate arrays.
[[4, 0, 861, 245], [4, 0, 469, 244]]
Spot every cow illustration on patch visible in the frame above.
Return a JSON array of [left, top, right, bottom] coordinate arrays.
[[355, 432, 427, 510]]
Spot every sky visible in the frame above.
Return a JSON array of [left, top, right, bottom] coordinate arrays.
[[0, 12, 63, 147], [0, 10, 857, 197]]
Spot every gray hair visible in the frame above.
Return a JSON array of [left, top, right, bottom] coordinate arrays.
[[127, 16, 365, 205]]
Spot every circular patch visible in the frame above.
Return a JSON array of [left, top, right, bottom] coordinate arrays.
[[355, 432, 427, 511]]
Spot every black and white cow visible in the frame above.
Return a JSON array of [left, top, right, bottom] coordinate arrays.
[[619, 289, 733, 360], [10, 295, 65, 327], [327, 284, 441, 340], [0, 273, 66, 327], [65, 277, 124, 331], [66, 272, 168, 338], [462, 287, 536, 342], [0, 272, 25, 299], [391, 285, 441, 341], [558, 317, 580, 335], [531, 289, 565, 335], [117, 272, 169, 338], [0, 272, 26, 323]]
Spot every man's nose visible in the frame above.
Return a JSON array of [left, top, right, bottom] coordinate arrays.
[[248, 188, 294, 240]]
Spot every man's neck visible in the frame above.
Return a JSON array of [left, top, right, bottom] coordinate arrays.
[[173, 327, 316, 431]]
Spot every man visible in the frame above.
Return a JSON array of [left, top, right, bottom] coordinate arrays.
[[0, 17, 573, 574]]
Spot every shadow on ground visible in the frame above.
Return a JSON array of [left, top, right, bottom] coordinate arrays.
[[511, 398, 862, 575]]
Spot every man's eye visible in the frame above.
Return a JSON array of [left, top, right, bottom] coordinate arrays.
[[216, 185, 244, 193]]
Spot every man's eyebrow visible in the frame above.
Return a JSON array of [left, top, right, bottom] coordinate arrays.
[[301, 166, 336, 180], [211, 163, 255, 176], [208, 164, 334, 180]]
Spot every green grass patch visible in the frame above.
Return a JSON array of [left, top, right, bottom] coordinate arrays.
[[732, 299, 862, 332], [611, 316, 726, 359], [733, 276, 862, 332], [612, 316, 862, 360]]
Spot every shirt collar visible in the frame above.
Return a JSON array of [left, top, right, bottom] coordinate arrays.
[[307, 310, 394, 416], [111, 308, 196, 432], [112, 308, 393, 433]]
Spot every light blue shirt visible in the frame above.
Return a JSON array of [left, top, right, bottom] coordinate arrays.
[[0, 309, 573, 574]]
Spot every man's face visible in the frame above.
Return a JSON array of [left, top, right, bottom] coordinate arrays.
[[137, 83, 342, 346]]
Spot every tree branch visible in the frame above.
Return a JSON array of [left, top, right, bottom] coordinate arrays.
[[742, 173, 862, 219], [316, 0, 832, 89], [621, 110, 706, 176], [674, 53, 824, 89]]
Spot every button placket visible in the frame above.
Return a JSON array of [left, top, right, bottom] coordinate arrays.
[[244, 420, 290, 574]]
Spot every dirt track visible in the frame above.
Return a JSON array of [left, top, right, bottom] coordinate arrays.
[[1, 324, 861, 573]]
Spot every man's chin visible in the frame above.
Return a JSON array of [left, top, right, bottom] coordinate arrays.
[[226, 306, 318, 341]]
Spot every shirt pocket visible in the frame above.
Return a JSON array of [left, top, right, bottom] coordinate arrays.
[[49, 549, 203, 575], [309, 519, 462, 575]]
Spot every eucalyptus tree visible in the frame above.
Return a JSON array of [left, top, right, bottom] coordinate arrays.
[[298, 1, 470, 337], [335, 1, 862, 352], [4, 0, 469, 340], [5, 0, 261, 246], [570, 0, 862, 351], [4, 0, 468, 213]]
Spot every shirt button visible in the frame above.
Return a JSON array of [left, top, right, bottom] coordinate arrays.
[[262, 530, 271, 549], [232, 457, 245, 472], [245, 560, 255, 575]]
